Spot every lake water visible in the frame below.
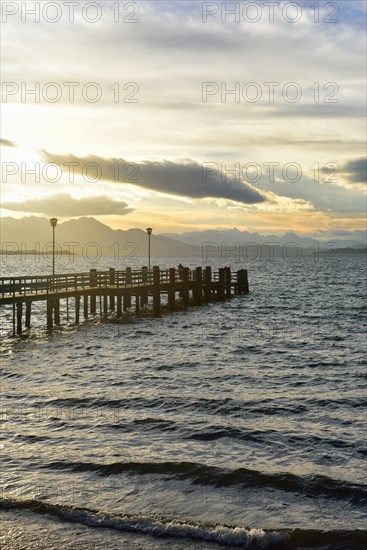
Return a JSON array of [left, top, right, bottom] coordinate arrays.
[[1, 253, 366, 549]]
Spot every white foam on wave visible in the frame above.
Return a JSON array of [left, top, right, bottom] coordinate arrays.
[[1, 498, 288, 548], [55, 510, 289, 548]]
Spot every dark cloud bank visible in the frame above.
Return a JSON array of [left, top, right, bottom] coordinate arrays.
[[342, 158, 367, 185], [41, 151, 266, 205]]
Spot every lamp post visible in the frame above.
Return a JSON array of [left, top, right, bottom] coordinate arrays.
[[49, 218, 58, 277], [146, 227, 152, 270]]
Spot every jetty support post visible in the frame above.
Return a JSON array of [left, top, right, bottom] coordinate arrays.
[[237, 269, 249, 294], [83, 295, 88, 318], [225, 267, 231, 298], [194, 267, 203, 305], [90, 294, 96, 315], [16, 302, 23, 335], [141, 266, 148, 306], [123, 293, 130, 311], [153, 265, 161, 315], [12, 303, 16, 336], [25, 301, 31, 329], [109, 268, 115, 310], [75, 296, 80, 324], [204, 266, 212, 302], [218, 268, 225, 301], [90, 269, 97, 315], [243, 269, 249, 293], [103, 293, 108, 319], [124, 267, 132, 310], [182, 267, 190, 308], [116, 294, 122, 317], [46, 299, 53, 330], [54, 298, 60, 325], [168, 268, 176, 311], [236, 270, 242, 294]]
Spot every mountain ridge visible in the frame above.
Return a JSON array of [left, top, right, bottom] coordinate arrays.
[[1, 217, 366, 257], [162, 228, 366, 249], [0, 217, 201, 257]]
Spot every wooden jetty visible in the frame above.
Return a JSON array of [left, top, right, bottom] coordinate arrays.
[[0, 266, 249, 335]]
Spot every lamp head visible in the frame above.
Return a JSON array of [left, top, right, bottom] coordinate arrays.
[[50, 218, 58, 228], [146, 227, 153, 235]]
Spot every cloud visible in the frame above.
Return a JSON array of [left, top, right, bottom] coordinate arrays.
[[41, 152, 266, 205], [2, 194, 133, 217], [239, 163, 366, 215], [2, 0, 365, 232], [0, 138, 16, 147], [342, 158, 367, 185]]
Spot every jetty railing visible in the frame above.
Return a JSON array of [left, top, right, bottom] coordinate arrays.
[[0, 268, 195, 298]]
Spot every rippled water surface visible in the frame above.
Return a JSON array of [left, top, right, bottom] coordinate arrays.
[[1, 254, 366, 549]]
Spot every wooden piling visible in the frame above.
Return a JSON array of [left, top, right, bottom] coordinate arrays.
[[12, 303, 16, 336], [153, 266, 161, 315], [124, 267, 132, 309], [218, 268, 225, 301], [25, 301, 31, 329], [225, 267, 231, 298], [123, 293, 130, 311], [116, 295, 122, 317], [103, 294, 108, 318], [16, 302, 22, 335], [54, 298, 60, 325], [243, 269, 249, 293], [90, 294, 96, 315], [194, 267, 203, 305], [109, 268, 115, 310], [83, 295, 89, 318], [135, 294, 140, 315], [236, 270, 242, 294], [182, 267, 190, 308], [141, 266, 148, 306], [47, 299, 53, 330], [75, 296, 80, 324], [204, 266, 212, 302], [168, 268, 176, 311]]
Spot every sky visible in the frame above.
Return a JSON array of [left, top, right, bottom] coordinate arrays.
[[1, 0, 366, 237]]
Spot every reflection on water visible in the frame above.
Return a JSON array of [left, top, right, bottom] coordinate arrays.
[[1, 254, 366, 548]]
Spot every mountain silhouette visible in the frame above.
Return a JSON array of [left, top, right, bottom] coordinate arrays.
[[0, 217, 201, 256], [1, 217, 365, 256]]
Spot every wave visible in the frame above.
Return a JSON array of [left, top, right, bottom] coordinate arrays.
[[0, 498, 287, 548], [40, 459, 367, 505], [4, 415, 360, 456], [1, 498, 366, 548], [184, 425, 358, 452], [32, 394, 365, 416]]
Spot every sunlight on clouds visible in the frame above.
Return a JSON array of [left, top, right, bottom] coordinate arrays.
[[1, 0, 365, 235]]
